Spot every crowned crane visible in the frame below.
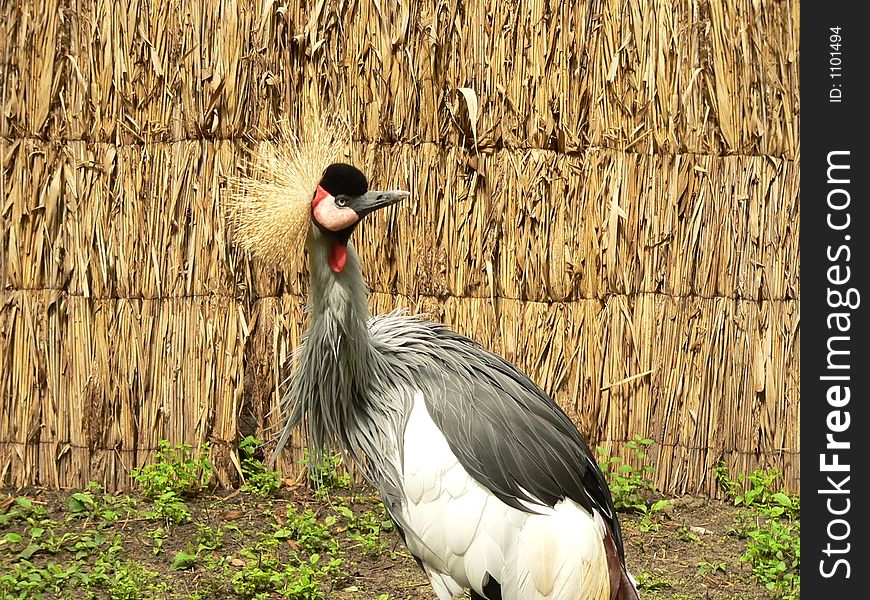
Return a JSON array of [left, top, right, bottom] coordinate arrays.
[[228, 127, 639, 600]]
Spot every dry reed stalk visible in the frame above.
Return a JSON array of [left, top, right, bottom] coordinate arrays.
[[0, 0, 800, 495]]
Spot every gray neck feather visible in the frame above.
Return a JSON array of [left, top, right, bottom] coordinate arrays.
[[292, 238, 372, 449], [306, 239, 372, 357], [275, 233, 405, 501]]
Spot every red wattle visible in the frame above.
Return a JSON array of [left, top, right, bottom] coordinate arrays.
[[329, 242, 347, 273]]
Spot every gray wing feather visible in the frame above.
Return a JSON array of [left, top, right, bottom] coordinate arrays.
[[369, 313, 625, 557]]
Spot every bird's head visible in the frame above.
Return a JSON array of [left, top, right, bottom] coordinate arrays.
[[310, 163, 409, 272], [225, 121, 408, 272]]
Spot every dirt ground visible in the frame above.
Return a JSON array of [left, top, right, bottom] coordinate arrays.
[[0, 482, 783, 600]]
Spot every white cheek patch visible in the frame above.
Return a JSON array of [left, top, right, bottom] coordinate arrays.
[[312, 195, 359, 232]]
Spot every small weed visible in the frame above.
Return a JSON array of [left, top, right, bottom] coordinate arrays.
[[281, 506, 339, 555], [131, 440, 211, 525], [637, 499, 670, 533], [714, 464, 799, 519], [172, 547, 200, 570], [697, 560, 727, 575], [598, 436, 669, 532], [0, 497, 48, 526], [150, 527, 167, 555], [597, 436, 658, 512], [743, 517, 800, 598], [143, 490, 191, 525], [334, 502, 395, 557], [195, 522, 225, 551], [0, 482, 346, 600], [66, 483, 136, 524], [69, 529, 113, 560], [0, 559, 80, 597], [715, 463, 800, 599], [89, 556, 170, 600], [634, 570, 669, 591], [160, 524, 227, 572], [304, 451, 352, 497], [675, 526, 702, 544], [240, 436, 282, 497], [231, 538, 341, 599], [132, 439, 212, 498]]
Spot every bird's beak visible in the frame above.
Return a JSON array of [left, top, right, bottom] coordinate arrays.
[[350, 189, 410, 218]]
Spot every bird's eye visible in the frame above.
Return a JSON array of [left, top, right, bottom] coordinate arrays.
[[334, 196, 349, 208]]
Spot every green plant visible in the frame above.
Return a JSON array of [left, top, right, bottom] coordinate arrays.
[[66, 483, 136, 524], [172, 547, 200, 570], [131, 440, 212, 525], [675, 526, 702, 544], [231, 537, 341, 599], [597, 437, 668, 531], [714, 464, 799, 519], [281, 507, 339, 555], [304, 450, 352, 496], [637, 498, 670, 533], [240, 436, 282, 497], [1, 498, 71, 562], [334, 502, 395, 556], [195, 522, 225, 551], [89, 556, 170, 600], [743, 517, 800, 596], [161, 523, 228, 573], [715, 463, 800, 599], [0, 496, 49, 526], [633, 570, 669, 592], [150, 527, 167, 555], [0, 487, 193, 599], [597, 436, 659, 512], [697, 560, 727, 575], [62, 530, 102, 560], [142, 490, 191, 524], [0, 559, 80, 597], [132, 440, 212, 498]]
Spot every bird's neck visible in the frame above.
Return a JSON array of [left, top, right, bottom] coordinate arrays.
[[303, 236, 375, 413], [290, 234, 405, 500], [293, 237, 374, 453], [306, 238, 371, 344]]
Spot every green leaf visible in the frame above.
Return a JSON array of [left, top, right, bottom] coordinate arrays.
[[72, 492, 94, 506], [3, 532, 23, 544], [171, 550, 198, 570], [15, 497, 33, 511], [771, 492, 793, 507], [18, 543, 41, 559]]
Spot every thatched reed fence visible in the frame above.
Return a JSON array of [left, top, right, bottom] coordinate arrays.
[[1, 0, 799, 497]]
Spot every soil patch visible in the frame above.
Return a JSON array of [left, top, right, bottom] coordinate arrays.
[[1, 485, 780, 599]]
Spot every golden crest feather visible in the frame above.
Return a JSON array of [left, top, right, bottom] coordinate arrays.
[[225, 116, 347, 268]]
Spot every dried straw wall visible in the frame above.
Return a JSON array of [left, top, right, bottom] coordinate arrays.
[[0, 0, 799, 495]]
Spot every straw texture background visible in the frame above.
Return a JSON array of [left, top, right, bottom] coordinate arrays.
[[1, 0, 799, 496]]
